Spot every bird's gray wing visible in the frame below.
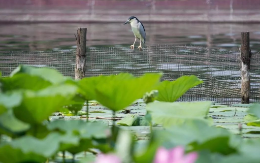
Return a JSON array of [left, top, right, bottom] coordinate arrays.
[[138, 22, 146, 44]]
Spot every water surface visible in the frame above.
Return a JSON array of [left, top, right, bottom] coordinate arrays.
[[1, 23, 260, 52]]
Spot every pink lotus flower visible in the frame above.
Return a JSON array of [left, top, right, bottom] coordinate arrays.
[[94, 154, 121, 163], [154, 146, 198, 163]]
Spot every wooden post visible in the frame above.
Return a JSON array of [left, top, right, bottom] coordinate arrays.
[[75, 28, 87, 80], [240, 32, 251, 104]]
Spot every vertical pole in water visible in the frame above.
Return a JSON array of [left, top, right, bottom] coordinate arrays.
[[240, 32, 251, 104], [75, 28, 87, 80]]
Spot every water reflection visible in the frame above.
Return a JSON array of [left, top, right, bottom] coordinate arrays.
[[0, 23, 260, 52]]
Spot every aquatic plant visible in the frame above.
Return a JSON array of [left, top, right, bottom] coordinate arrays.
[[1, 66, 260, 163]]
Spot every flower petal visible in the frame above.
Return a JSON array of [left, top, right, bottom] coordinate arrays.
[[154, 147, 171, 163], [94, 154, 121, 163], [170, 146, 185, 163], [183, 152, 198, 163]]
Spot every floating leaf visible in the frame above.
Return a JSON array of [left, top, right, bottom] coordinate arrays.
[[13, 84, 77, 124], [146, 101, 212, 127], [244, 114, 260, 127], [11, 65, 69, 84], [95, 73, 162, 111], [248, 103, 260, 118], [117, 115, 150, 126], [117, 115, 139, 126], [156, 75, 203, 102]]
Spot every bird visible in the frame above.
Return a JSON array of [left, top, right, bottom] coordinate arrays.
[[124, 16, 146, 50]]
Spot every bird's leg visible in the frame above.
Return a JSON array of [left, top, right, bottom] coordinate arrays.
[[138, 38, 142, 50], [130, 37, 136, 49]]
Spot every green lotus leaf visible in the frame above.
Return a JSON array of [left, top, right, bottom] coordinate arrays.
[[47, 120, 109, 155], [56, 132, 80, 152], [0, 92, 22, 115], [66, 138, 94, 155], [0, 132, 80, 162], [244, 114, 260, 127], [248, 103, 260, 118], [65, 94, 86, 113], [196, 151, 260, 163], [10, 65, 70, 84], [155, 120, 236, 155], [239, 138, 260, 160], [94, 73, 162, 111], [47, 120, 109, 139], [156, 75, 203, 102], [0, 133, 59, 162], [117, 115, 139, 126], [0, 74, 51, 92], [146, 101, 212, 127], [0, 145, 46, 163], [0, 110, 30, 136], [13, 84, 78, 124], [78, 76, 104, 100]]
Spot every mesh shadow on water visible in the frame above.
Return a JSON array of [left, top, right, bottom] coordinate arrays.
[[1, 45, 260, 105]]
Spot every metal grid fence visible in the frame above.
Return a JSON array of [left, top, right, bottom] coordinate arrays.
[[1, 45, 260, 104]]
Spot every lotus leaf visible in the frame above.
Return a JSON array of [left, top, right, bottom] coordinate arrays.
[[94, 73, 162, 111], [146, 101, 212, 127], [11, 65, 70, 84], [248, 103, 260, 118], [47, 120, 109, 139], [0, 73, 51, 92], [0, 91, 22, 114], [156, 75, 203, 102], [78, 76, 103, 100], [244, 114, 260, 127], [13, 84, 78, 124], [0, 133, 67, 162], [0, 110, 30, 136]]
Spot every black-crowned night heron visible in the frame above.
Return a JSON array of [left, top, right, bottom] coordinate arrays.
[[124, 16, 146, 50]]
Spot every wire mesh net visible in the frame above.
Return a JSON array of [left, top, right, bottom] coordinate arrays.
[[1, 45, 260, 104]]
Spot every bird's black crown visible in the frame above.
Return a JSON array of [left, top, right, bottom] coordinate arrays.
[[128, 16, 139, 22]]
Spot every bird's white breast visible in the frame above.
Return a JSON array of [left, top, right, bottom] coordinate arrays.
[[130, 21, 142, 39], [131, 27, 141, 38]]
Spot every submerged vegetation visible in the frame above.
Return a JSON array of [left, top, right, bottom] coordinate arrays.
[[1, 65, 260, 163]]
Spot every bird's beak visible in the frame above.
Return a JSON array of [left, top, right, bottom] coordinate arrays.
[[124, 20, 129, 25]]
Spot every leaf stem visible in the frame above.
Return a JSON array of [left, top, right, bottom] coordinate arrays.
[[112, 110, 116, 127], [62, 151, 65, 163], [86, 100, 89, 122], [149, 122, 153, 134], [72, 154, 75, 163]]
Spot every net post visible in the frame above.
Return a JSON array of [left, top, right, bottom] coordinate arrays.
[[75, 28, 87, 80], [240, 32, 251, 104]]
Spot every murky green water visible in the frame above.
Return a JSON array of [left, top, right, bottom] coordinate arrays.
[[1, 23, 260, 52]]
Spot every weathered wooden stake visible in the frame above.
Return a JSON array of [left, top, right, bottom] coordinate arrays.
[[240, 32, 251, 104], [75, 28, 87, 80]]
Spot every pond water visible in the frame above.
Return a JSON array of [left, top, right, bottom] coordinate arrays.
[[1, 23, 260, 52]]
